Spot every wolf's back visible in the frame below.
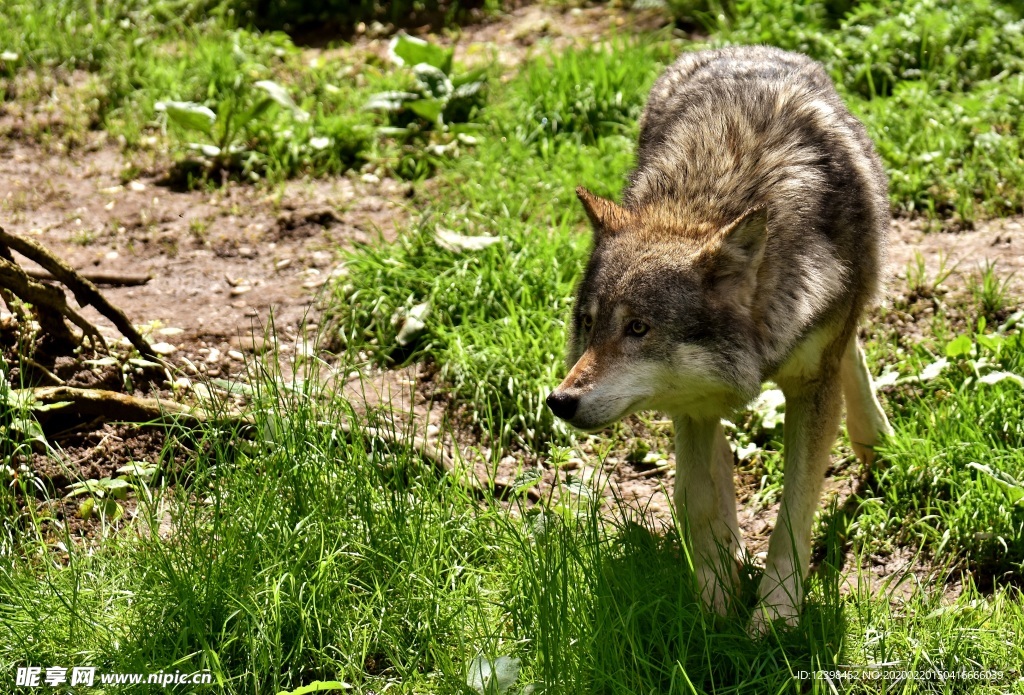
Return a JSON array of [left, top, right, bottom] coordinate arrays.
[[623, 45, 890, 366]]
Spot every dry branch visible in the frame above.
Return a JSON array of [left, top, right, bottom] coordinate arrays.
[[25, 269, 152, 287], [0, 226, 155, 358]]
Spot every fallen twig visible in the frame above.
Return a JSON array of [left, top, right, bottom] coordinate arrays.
[[25, 269, 152, 287], [22, 357, 65, 385]]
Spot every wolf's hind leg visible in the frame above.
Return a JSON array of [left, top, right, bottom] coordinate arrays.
[[674, 417, 743, 615], [840, 337, 893, 468]]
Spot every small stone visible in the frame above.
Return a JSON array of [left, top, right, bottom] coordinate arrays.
[[205, 348, 221, 363], [129, 181, 146, 192], [149, 342, 177, 355], [229, 335, 272, 354], [158, 327, 184, 336], [228, 350, 244, 361], [230, 285, 252, 296], [275, 258, 292, 270]]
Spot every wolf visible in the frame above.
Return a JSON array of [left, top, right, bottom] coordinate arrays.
[[545, 46, 893, 632]]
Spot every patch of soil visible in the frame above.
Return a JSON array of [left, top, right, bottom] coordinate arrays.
[[888, 216, 1024, 298], [0, 138, 412, 373], [321, 3, 674, 72], [12, 423, 189, 548]]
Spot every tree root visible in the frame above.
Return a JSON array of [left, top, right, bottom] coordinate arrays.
[[21, 386, 220, 426], [0, 256, 106, 351], [0, 226, 155, 358]]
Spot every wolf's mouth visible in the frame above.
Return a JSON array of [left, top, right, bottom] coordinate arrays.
[[565, 396, 646, 432]]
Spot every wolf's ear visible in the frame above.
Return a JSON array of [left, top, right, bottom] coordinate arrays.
[[713, 206, 768, 305], [576, 186, 631, 239]]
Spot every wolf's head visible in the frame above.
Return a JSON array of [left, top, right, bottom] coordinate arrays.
[[546, 187, 767, 430]]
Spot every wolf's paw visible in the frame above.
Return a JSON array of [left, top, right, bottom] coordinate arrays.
[[747, 600, 799, 638], [851, 441, 878, 468], [694, 558, 741, 617]]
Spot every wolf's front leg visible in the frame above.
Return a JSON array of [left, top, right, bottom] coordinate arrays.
[[752, 376, 843, 634], [673, 416, 743, 615]]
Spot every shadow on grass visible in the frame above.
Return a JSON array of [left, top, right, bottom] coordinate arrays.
[[509, 497, 851, 694]]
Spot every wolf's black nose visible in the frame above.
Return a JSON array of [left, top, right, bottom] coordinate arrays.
[[546, 391, 578, 420]]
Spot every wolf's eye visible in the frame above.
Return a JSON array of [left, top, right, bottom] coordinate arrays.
[[581, 315, 593, 331], [627, 320, 649, 337]]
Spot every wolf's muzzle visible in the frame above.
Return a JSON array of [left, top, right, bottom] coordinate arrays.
[[545, 391, 579, 420]]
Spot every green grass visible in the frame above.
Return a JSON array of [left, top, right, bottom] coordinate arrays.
[[3, 0, 1023, 217], [853, 309, 1024, 575], [3, 331, 1024, 694]]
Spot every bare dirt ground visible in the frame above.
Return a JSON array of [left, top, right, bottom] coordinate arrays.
[[0, 138, 411, 373], [327, 2, 673, 71]]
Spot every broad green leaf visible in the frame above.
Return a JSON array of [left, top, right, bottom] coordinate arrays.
[[512, 468, 542, 495], [77, 498, 95, 519], [30, 400, 71, 412], [945, 334, 973, 357], [254, 80, 309, 122], [67, 481, 105, 498], [978, 371, 1024, 387], [104, 478, 133, 499], [158, 101, 216, 136], [413, 63, 452, 99], [10, 416, 44, 440], [237, 97, 273, 130], [564, 478, 594, 500], [917, 357, 948, 381], [452, 80, 485, 100], [408, 98, 445, 124], [388, 33, 452, 73], [975, 333, 1004, 352], [118, 462, 158, 481]]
